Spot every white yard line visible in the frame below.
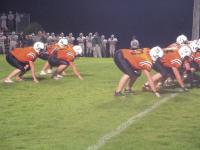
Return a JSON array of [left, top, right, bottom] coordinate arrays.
[[87, 93, 177, 150]]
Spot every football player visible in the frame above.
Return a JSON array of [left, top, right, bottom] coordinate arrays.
[[39, 38, 69, 75], [4, 42, 45, 83], [143, 46, 192, 91], [114, 47, 163, 97], [48, 45, 83, 80]]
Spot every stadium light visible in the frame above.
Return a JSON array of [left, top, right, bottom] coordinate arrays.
[[192, 0, 200, 40]]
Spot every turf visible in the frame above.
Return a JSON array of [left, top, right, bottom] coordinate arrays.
[[0, 56, 200, 150]]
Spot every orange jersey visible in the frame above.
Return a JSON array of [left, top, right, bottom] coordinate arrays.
[[47, 44, 74, 55], [193, 51, 200, 65], [47, 44, 62, 55], [129, 48, 150, 55], [163, 43, 181, 52], [64, 44, 74, 51], [167, 43, 181, 49], [121, 49, 152, 71], [11, 47, 38, 63], [161, 51, 182, 68], [56, 48, 76, 62]]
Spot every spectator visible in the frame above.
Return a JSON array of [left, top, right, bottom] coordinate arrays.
[[59, 32, 65, 39], [17, 32, 25, 47], [130, 35, 139, 49], [92, 32, 102, 58], [15, 12, 21, 23], [101, 35, 108, 57], [108, 34, 118, 57], [0, 32, 7, 54], [77, 33, 86, 56], [23, 34, 33, 47], [40, 31, 48, 44], [8, 32, 18, 51], [33, 31, 42, 42], [1, 13, 8, 31], [47, 32, 58, 44], [7, 11, 15, 31], [85, 33, 93, 57], [66, 33, 75, 45]]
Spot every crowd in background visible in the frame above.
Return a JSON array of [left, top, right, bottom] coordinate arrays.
[[0, 10, 141, 58], [0, 11, 28, 32], [0, 30, 140, 58]]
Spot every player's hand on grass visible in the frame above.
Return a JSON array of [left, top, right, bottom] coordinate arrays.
[[33, 79, 39, 83], [154, 92, 161, 98], [78, 76, 84, 80], [183, 87, 189, 92]]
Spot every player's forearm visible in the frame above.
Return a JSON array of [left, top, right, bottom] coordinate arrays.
[[143, 69, 160, 97], [143, 70, 156, 92], [70, 62, 83, 80], [172, 67, 184, 88], [29, 61, 38, 81]]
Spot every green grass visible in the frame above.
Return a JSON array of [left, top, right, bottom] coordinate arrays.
[[0, 56, 200, 150]]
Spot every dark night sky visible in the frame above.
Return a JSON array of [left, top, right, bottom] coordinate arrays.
[[1, 0, 193, 48]]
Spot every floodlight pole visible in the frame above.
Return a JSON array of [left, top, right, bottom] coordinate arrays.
[[192, 0, 200, 40]]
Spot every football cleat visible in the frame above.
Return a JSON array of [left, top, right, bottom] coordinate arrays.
[[114, 91, 125, 96], [4, 79, 14, 83], [40, 70, 47, 75], [124, 89, 134, 93], [47, 69, 52, 74]]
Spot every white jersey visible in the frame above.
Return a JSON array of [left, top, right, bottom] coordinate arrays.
[[9, 34, 18, 51], [77, 36, 85, 55], [1, 15, 7, 29], [59, 36, 65, 40], [108, 38, 118, 57], [108, 38, 118, 46], [102, 39, 107, 47], [9, 35, 18, 41], [33, 35, 42, 42], [67, 36, 75, 44], [77, 36, 85, 44], [0, 36, 6, 44], [85, 36, 93, 47], [47, 36, 53, 43], [1, 15, 7, 22], [52, 36, 58, 42]]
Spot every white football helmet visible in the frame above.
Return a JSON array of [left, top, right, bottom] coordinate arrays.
[[73, 45, 82, 55], [33, 42, 45, 53], [176, 34, 188, 45], [149, 46, 164, 61], [178, 46, 192, 59], [195, 39, 200, 49], [189, 42, 199, 53], [58, 38, 68, 48]]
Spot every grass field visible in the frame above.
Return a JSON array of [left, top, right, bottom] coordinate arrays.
[[0, 55, 200, 150]]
